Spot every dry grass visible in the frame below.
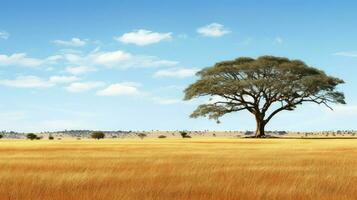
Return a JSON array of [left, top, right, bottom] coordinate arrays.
[[0, 138, 357, 200]]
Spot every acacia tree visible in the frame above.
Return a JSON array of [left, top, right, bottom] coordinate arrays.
[[184, 56, 345, 137]]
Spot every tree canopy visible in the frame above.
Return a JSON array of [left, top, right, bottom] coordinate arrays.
[[184, 56, 345, 137], [91, 132, 105, 140]]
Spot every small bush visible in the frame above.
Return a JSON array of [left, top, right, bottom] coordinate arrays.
[[0, 134, 3, 139], [179, 131, 191, 138], [48, 135, 54, 140], [137, 133, 147, 140], [26, 133, 38, 140], [91, 132, 105, 140], [158, 135, 167, 138]]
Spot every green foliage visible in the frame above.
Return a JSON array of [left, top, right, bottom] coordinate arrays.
[[26, 133, 38, 140], [158, 135, 167, 138], [48, 135, 54, 140], [0, 134, 3, 139], [184, 56, 345, 137], [91, 132, 105, 140]]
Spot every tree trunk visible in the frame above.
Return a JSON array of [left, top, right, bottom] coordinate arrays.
[[255, 116, 265, 138]]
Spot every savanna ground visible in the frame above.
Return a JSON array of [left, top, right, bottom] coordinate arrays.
[[0, 138, 357, 200]]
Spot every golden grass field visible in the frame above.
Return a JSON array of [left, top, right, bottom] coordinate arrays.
[[1, 138, 357, 200]]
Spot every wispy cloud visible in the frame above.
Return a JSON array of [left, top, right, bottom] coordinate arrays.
[[0, 31, 10, 40], [0, 53, 44, 67], [61, 49, 178, 69], [275, 37, 283, 44], [1, 48, 177, 70], [115, 29, 172, 46], [65, 81, 105, 93], [96, 82, 141, 96], [49, 75, 80, 84], [332, 51, 357, 57], [0, 75, 54, 88], [154, 68, 199, 78], [65, 66, 97, 75], [0, 75, 80, 89], [197, 23, 230, 37], [52, 37, 87, 47]]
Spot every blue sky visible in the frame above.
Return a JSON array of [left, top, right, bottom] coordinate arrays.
[[0, 0, 356, 132]]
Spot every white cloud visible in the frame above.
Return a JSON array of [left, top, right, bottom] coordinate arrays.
[[47, 55, 63, 62], [96, 82, 140, 96], [65, 81, 105, 93], [115, 29, 172, 46], [0, 31, 10, 40], [0, 75, 81, 89], [332, 51, 357, 57], [52, 37, 86, 47], [0, 53, 44, 67], [61, 49, 178, 69], [275, 37, 283, 44], [91, 50, 132, 65], [0, 49, 177, 70], [0, 75, 54, 88], [65, 66, 97, 75], [49, 75, 80, 84], [154, 68, 199, 78], [197, 23, 230, 37]]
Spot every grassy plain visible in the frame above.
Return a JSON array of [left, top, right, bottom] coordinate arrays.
[[0, 138, 357, 200]]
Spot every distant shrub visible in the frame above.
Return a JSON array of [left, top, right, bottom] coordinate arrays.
[[36, 136, 43, 140], [0, 134, 3, 139], [137, 133, 147, 140], [179, 131, 187, 137], [91, 132, 105, 140], [180, 131, 191, 138], [244, 131, 254, 135], [212, 133, 216, 137], [48, 135, 54, 140], [77, 137, 81, 140], [26, 133, 38, 140], [158, 135, 167, 139]]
